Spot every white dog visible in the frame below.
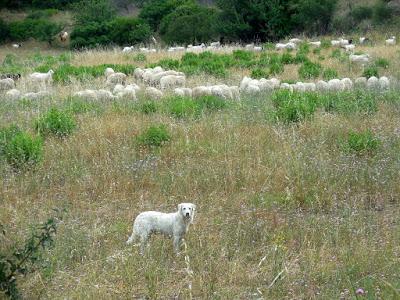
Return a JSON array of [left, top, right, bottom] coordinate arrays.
[[126, 203, 196, 254]]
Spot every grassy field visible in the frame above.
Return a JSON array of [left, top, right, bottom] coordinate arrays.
[[1, 39, 400, 299]]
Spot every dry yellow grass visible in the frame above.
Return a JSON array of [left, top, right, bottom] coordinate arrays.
[[1, 39, 400, 299]]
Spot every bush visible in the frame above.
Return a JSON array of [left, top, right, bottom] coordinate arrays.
[[135, 125, 171, 148], [372, 1, 392, 24], [26, 9, 59, 19], [363, 66, 379, 78], [319, 91, 377, 115], [269, 62, 284, 75], [133, 53, 147, 62], [299, 60, 322, 79], [280, 52, 294, 64], [196, 95, 228, 112], [251, 68, 269, 79], [9, 19, 62, 44], [0, 18, 10, 44], [167, 96, 200, 118], [108, 17, 151, 45], [159, 3, 218, 44], [72, 0, 116, 24], [35, 108, 76, 137], [4, 132, 43, 169], [271, 90, 318, 123], [70, 22, 111, 49], [351, 6, 373, 22], [374, 57, 389, 69], [344, 130, 380, 154], [0, 125, 21, 155], [140, 101, 158, 114], [322, 68, 338, 80]]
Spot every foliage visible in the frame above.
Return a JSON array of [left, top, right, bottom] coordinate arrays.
[[140, 101, 158, 114], [135, 124, 171, 148], [35, 108, 76, 138], [372, 1, 392, 24], [351, 5, 373, 22], [70, 22, 111, 49], [9, 19, 62, 44], [322, 68, 338, 80], [298, 60, 321, 79], [0, 18, 10, 44], [159, 3, 218, 44], [251, 68, 269, 79], [167, 96, 200, 118], [0, 125, 21, 156], [72, 0, 116, 25], [132, 53, 147, 62], [343, 130, 380, 155], [0, 213, 61, 299], [108, 17, 151, 46], [363, 66, 379, 79], [3, 131, 43, 170], [374, 57, 389, 69]]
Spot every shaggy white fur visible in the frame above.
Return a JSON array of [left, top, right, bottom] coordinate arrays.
[[126, 203, 196, 255]]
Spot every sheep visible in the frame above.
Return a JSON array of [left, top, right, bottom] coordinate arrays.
[[22, 91, 51, 100], [367, 76, 379, 89], [341, 78, 353, 90], [289, 38, 302, 44], [293, 82, 306, 92], [192, 86, 212, 98], [0, 78, 15, 91], [160, 75, 185, 90], [12, 43, 21, 48], [106, 72, 127, 85], [349, 54, 369, 64], [276, 42, 296, 50], [115, 87, 137, 100], [243, 84, 260, 94], [5, 89, 21, 100], [229, 86, 240, 100], [253, 46, 262, 52], [269, 78, 281, 89], [280, 83, 293, 92], [303, 82, 316, 92], [309, 41, 321, 47], [385, 36, 396, 45], [316, 80, 329, 92], [73, 89, 98, 100], [240, 76, 253, 91], [354, 77, 367, 88], [59, 31, 68, 42], [0, 73, 21, 81], [122, 46, 134, 53], [174, 87, 192, 97], [29, 70, 54, 84], [150, 70, 184, 86], [94, 89, 116, 101], [331, 40, 341, 46], [328, 79, 345, 92], [379, 76, 390, 90], [134, 68, 144, 80], [211, 84, 233, 100], [245, 44, 254, 50], [339, 38, 352, 46], [105, 67, 115, 77], [210, 41, 221, 47], [187, 44, 205, 52], [359, 37, 370, 44], [258, 79, 274, 92], [145, 87, 163, 100], [343, 44, 355, 53]]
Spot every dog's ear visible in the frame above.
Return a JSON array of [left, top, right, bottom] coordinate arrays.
[[191, 204, 196, 211], [178, 203, 182, 212]]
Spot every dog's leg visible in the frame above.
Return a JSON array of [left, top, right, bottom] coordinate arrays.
[[139, 234, 149, 255], [173, 235, 182, 254]]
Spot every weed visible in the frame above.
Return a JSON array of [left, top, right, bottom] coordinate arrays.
[[322, 68, 338, 80], [135, 124, 171, 148], [374, 57, 389, 69], [363, 66, 379, 78], [35, 108, 76, 137], [343, 130, 380, 154], [140, 101, 158, 115], [251, 68, 269, 79], [167, 96, 200, 118], [299, 60, 322, 79], [132, 53, 147, 62]]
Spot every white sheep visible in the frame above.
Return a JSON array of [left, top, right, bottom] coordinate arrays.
[[22, 91, 51, 100], [339, 38, 351, 46], [12, 43, 21, 48], [211, 85, 233, 100], [174, 87, 192, 97], [145, 87, 163, 100], [289, 38, 302, 44], [243, 84, 260, 94], [240, 76, 252, 91], [105, 67, 115, 77], [316, 80, 329, 92], [343, 44, 355, 53], [5, 89, 21, 100], [192, 86, 212, 98], [385, 36, 396, 45], [134, 68, 144, 80], [309, 41, 321, 47], [253, 46, 262, 52], [106, 72, 127, 85], [379, 76, 390, 90], [29, 70, 54, 84], [229, 86, 240, 100], [367, 76, 379, 89], [160, 75, 185, 89], [258, 79, 274, 92], [96, 89, 117, 101], [122, 46, 134, 53], [0, 78, 15, 91], [359, 37, 369, 44], [349, 54, 369, 64], [150, 70, 184, 86], [280, 83, 293, 92], [341, 78, 353, 90], [245, 44, 254, 50], [331, 40, 341, 46], [210, 41, 221, 47], [303, 82, 316, 92], [328, 79, 345, 92], [354, 77, 367, 87], [293, 82, 306, 92], [73, 89, 98, 100]]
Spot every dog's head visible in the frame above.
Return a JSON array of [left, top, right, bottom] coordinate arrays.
[[178, 203, 196, 223]]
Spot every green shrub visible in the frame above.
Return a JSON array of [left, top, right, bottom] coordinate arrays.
[[294, 52, 309, 64], [35, 108, 76, 137], [26, 9, 59, 19], [299, 60, 321, 79], [330, 49, 341, 59], [72, 0, 116, 24], [140, 101, 158, 114], [372, 1, 392, 24], [135, 125, 171, 148], [351, 5, 373, 22], [9, 19, 62, 44], [133, 53, 147, 62], [65, 97, 102, 114], [167, 96, 200, 118], [319, 91, 377, 115], [374, 57, 389, 69], [0, 18, 10, 43], [344, 130, 380, 154], [251, 68, 269, 79], [196, 95, 228, 112], [271, 90, 318, 123], [263, 42, 275, 50], [322, 68, 338, 80], [269, 62, 284, 75], [362, 66, 379, 78], [0, 125, 21, 155], [108, 17, 151, 45], [321, 39, 331, 49], [280, 52, 294, 64], [70, 22, 111, 49], [4, 132, 43, 169]]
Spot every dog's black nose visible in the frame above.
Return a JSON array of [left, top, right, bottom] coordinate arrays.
[[186, 212, 190, 217]]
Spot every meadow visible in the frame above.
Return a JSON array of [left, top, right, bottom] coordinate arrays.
[[0, 39, 400, 299]]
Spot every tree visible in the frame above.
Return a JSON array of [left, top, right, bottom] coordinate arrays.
[[159, 3, 218, 44], [72, 0, 116, 25], [108, 17, 151, 45]]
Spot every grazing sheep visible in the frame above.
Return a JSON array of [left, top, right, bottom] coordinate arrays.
[[309, 41, 321, 47], [258, 79, 274, 92], [385, 36, 396, 45], [211, 84, 233, 99], [354, 77, 367, 88], [245, 44, 254, 50], [0, 78, 15, 91], [339, 38, 352, 46], [349, 54, 369, 64], [22, 91, 51, 100], [105, 67, 115, 77], [343, 44, 355, 53], [106, 72, 127, 85], [145, 87, 163, 100], [276, 42, 296, 50], [328, 79, 345, 92], [126, 203, 196, 255], [243, 84, 261, 94], [280, 83, 294, 92], [174, 87, 192, 97], [210, 41, 221, 47], [341, 78, 353, 90], [331, 40, 341, 46], [5, 89, 21, 100], [240, 76, 253, 91], [316, 80, 329, 92], [150, 70, 184, 86], [379, 76, 390, 90], [293, 82, 306, 92], [160, 75, 185, 89], [12, 43, 21, 48], [187, 43, 205, 52], [122, 46, 134, 53], [367, 76, 379, 89], [253, 46, 262, 52], [289, 38, 302, 44], [229, 86, 240, 100], [303, 82, 316, 92], [73, 89, 98, 100], [359, 37, 370, 44], [29, 70, 54, 84], [134, 68, 145, 80], [192, 86, 212, 98]]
